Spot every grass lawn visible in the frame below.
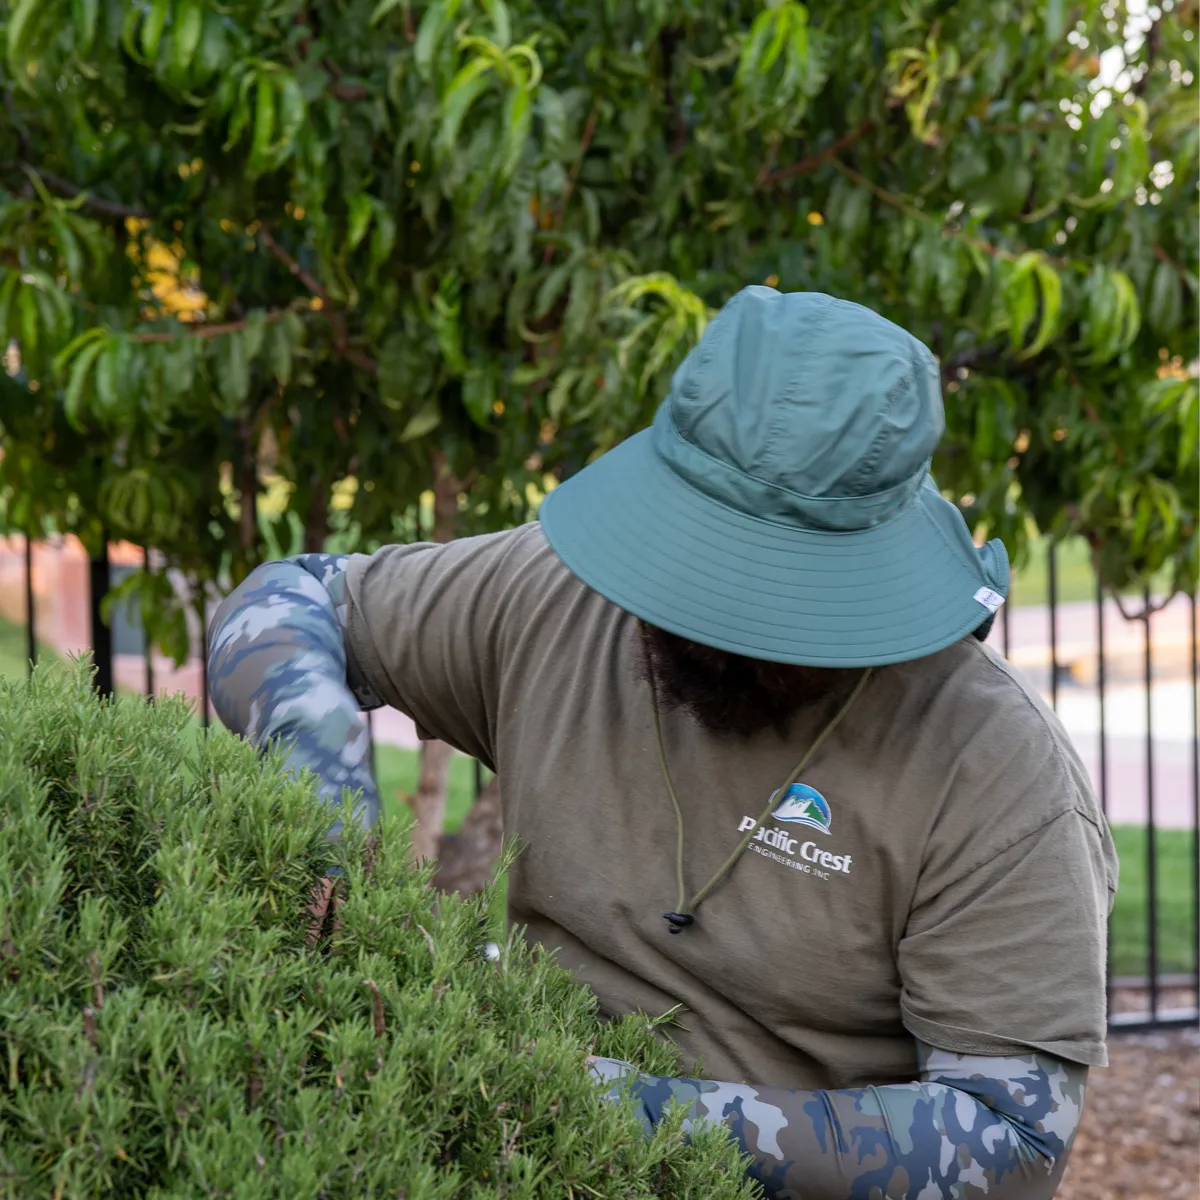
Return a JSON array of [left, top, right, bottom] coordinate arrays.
[[0, 611, 57, 682], [1109, 825, 1198, 979], [375, 742, 484, 832], [1009, 534, 1175, 608]]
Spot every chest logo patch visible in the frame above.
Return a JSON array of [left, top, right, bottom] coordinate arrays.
[[770, 784, 831, 835]]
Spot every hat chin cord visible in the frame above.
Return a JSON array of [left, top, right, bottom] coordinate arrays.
[[649, 660, 874, 934]]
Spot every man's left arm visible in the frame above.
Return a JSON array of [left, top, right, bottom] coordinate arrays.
[[588, 1040, 1086, 1200]]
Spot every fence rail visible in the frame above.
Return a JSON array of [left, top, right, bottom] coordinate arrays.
[[3, 533, 1197, 1032]]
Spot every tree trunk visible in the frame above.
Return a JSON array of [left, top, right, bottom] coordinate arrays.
[[304, 475, 329, 554], [234, 421, 258, 585], [408, 737, 453, 863], [433, 775, 503, 896], [404, 453, 468, 861]]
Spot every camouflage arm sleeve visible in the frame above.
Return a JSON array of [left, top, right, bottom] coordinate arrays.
[[588, 1040, 1086, 1199], [207, 555, 383, 836]]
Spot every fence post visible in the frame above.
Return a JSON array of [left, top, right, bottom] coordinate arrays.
[[24, 532, 36, 676], [143, 546, 155, 700], [1047, 541, 1059, 709], [89, 540, 114, 698], [1096, 571, 1110, 1017], [1191, 591, 1199, 1021], [1143, 588, 1158, 1022], [199, 599, 210, 729]]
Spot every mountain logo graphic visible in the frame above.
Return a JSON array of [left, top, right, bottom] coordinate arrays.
[[770, 784, 832, 834]]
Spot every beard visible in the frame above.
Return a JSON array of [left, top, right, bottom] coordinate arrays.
[[636, 621, 855, 740]]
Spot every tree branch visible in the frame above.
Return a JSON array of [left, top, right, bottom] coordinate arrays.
[[1153, 243, 1190, 283], [759, 120, 876, 189], [1112, 590, 1178, 621], [829, 159, 1070, 267], [258, 226, 378, 374], [542, 104, 600, 265], [128, 307, 298, 343], [7, 162, 149, 220]]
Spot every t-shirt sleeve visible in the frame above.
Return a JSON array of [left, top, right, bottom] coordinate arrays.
[[898, 802, 1116, 1068], [342, 526, 539, 769]]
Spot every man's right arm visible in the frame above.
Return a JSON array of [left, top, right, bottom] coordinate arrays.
[[206, 554, 382, 836]]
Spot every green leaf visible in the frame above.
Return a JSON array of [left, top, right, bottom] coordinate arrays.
[[935, 245, 970, 315], [63, 336, 105, 429], [438, 58, 494, 156], [1147, 260, 1181, 336], [242, 310, 267, 362], [121, 2, 149, 64], [368, 208, 396, 271], [972, 392, 997, 463], [273, 75, 306, 159], [1045, 0, 1065, 42], [215, 329, 250, 410], [1019, 260, 1062, 358], [483, 0, 511, 50], [140, 0, 170, 62], [736, 8, 778, 89], [499, 85, 532, 180], [193, 9, 227, 80], [7, 0, 41, 66], [1002, 253, 1039, 350], [94, 336, 124, 414], [30, 288, 61, 354], [369, 0, 405, 26], [265, 319, 293, 386], [0, 273, 16, 341], [1080, 109, 1116, 198], [462, 363, 496, 427], [534, 258, 575, 320], [172, 0, 204, 76], [50, 215, 83, 281], [17, 286, 38, 358], [1111, 101, 1150, 199], [52, 327, 106, 380], [547, 365, 582, 421], [347, 194, 374, 252], [223, 71, 257, 150], [537, 86, 567, 158], [71, 0, 99, 55], [415, 0, 463, 80], [250, 77, 277, 173], [398, 397, 441, 441]]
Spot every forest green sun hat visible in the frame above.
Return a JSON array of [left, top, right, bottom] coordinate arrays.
[[538, 287, 1009, 667]]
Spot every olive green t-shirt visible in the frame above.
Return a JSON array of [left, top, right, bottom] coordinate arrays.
[[345, 524, 1117, 1090]]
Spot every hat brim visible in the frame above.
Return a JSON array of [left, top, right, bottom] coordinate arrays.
[[539, 430, 1003, 667]]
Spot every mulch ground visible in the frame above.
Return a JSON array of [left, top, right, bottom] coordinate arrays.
[[1058, 1021, 1199, 1200]]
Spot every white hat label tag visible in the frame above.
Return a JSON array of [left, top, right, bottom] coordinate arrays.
[[973, 587, 1006, 613]]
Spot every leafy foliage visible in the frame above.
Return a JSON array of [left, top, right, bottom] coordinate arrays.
[[0, 0, 1196, 651], [0, 662, 755, 1198]]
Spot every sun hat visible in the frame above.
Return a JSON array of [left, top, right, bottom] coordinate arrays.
[[538, 287, 1009, 667]]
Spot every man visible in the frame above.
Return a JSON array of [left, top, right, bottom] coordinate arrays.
[[209, 289, 1116, 1199]]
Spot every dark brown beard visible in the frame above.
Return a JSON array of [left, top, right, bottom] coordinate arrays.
[[636, 622, 853, 739]]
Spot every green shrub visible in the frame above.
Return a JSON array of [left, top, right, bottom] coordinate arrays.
[[0, 665, 755, 1199]]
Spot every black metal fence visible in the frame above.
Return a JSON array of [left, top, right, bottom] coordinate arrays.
[[7, 534, 1199, 1032]]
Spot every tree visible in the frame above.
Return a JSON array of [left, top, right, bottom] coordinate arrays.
[[1, 0, 1196, 879], [0, 662, 755, 1196]]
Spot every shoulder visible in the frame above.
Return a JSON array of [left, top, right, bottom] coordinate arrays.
[[873, 636, 1110, 874], [346, 523, 576, 597]]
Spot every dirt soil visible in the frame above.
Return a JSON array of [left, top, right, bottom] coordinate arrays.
[[1058, 1024, 1199, 1200]]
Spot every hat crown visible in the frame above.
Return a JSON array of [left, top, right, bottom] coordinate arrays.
[[654, 288, 945, 532]]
